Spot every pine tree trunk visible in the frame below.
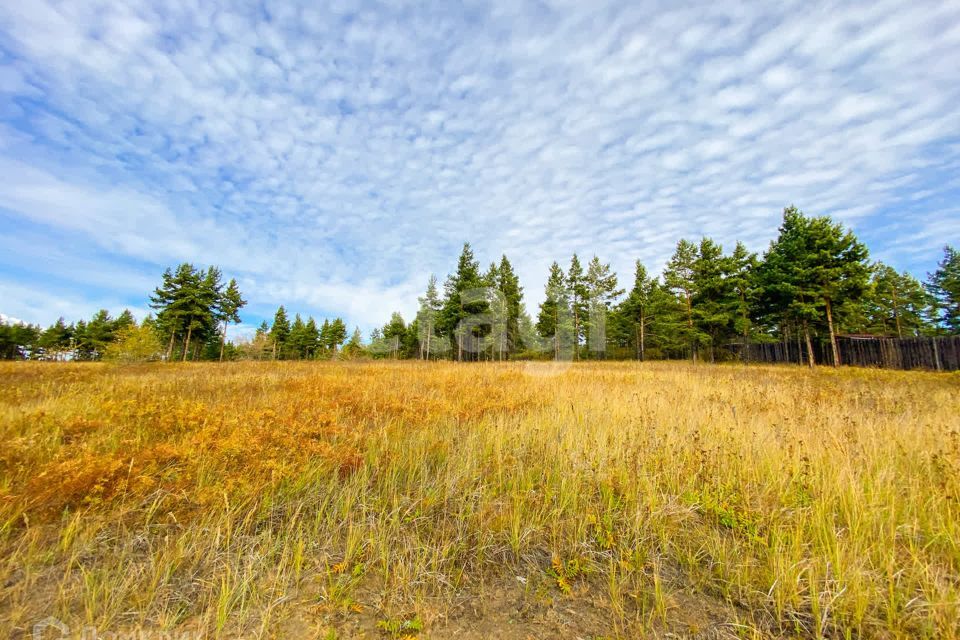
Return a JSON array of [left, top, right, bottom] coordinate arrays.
[[892, 287, 903, 338], [742, 328, 749, 363], [182, 324, 193, 362], [825, 297, 840, 366], [554, 306, 560, 360], [686, 293, 696, 363], [166, 331, 176, 362], [219, 321, 227, 362], [803, 321, 815, 368], [640, 316, 645, 362], [573, 303, 579, 361], [740, 294, 749, 363], [426, 324, 432, 360]]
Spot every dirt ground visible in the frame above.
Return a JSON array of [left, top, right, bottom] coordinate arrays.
[[272, 570, 763, 639]]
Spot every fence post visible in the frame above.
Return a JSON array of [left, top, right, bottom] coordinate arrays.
[[932, 337, 942, 372]]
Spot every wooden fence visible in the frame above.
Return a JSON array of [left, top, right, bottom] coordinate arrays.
[[734, 335, 960, 371]]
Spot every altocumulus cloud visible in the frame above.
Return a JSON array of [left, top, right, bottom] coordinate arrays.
[[1, 0, 959, 330]]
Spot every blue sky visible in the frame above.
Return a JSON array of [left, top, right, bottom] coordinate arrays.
[[1, 0, 959, 336]]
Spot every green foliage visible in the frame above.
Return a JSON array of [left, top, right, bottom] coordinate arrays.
[[416, 274, 444, 359], [583, 255, 623, 356], [285, 314, 309, 359], [103, 323, 163, 363], [567, 254, 588, 354], [216, 278, 247, 361], [536, 261, 574, 359], [728, 241, 759, 343], [327, 318, 348, 352], [7, 214, 951, 366], [269, 306, 290, 359], [756, 206, 870, 364], [663, 239, 702, 359], [438, 243, 487, 360], [372, 312, 418, 359], [376, 615, 423, 637], [37, 317, 73, 360], [610, 261, 656, 359], [342, 326, 365, 359], [546, 554, 588, 595], [926, 245, 960, 333], [150, 263, 241, 361], [0, 320, 40, 360], [856, 263, 934, 337], [683, 487, 765, 545], [492, 255, 525, 359]]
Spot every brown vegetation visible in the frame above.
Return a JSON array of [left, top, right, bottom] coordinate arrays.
[[1, 361, 958, 638]]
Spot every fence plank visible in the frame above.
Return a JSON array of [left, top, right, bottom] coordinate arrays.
[[735, 336, 960, 371]]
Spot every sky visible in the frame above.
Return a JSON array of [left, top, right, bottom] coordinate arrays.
[[1, 0, 959, 337]]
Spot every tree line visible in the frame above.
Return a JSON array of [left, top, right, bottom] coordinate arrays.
[[367, 207, 958, 366], [242, 307, 362, 360], [1, 207, 958, 365]]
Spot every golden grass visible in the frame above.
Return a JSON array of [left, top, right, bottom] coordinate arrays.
[[1, 361, 958, 638]]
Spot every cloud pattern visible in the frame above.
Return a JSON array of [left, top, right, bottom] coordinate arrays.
[[1, 0, 959, 330]]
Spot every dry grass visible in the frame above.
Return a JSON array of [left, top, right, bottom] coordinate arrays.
[[1, 360, 958, 638]]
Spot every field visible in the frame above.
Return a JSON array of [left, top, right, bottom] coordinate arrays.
[[1, 361, 959, 639]]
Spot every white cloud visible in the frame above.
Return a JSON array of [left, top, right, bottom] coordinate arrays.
[[0, 312, 25, 325]]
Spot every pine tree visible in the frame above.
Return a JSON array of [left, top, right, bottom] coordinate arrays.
[[304, 317, 320, 358], [728, 242, 759, 350], [663, 239, 701, 361], [583, 255, 623, 357], [288, 314, 307, 359], [249, 321, 273, 360], [85, 310, 115, 360], [150, 266, 185, 361], [329, 318, 348, 352], [343, 327, 364, 359], [496, 255, 524, 359], [567, 254, 587, 359], [614, 261, 657, 360], [73, 312, 104, 361], [926, 246, 960, 333], [269, 306, 290, 360], [71, 319, 88, 360], [0, 319, 40, 360], [383, 312, 407, 359], [691, 238, 736, 362], [868, 263, 932, 337], [439, 243, 484, 360], [189, 266, 223, 361], [482, 262, 502, 360], [417, 274, 443, 359], [757, 207, 870, 366], [38, 317, 72, 361], [537, 262, 573, 360], [648, 281, 688, 358], [149, 264, 221, 361], [319, 319, 331, 353], [217, 278, 246, 362]]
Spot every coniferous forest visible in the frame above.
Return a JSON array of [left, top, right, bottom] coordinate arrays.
[[3, 207, 959, 368]]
